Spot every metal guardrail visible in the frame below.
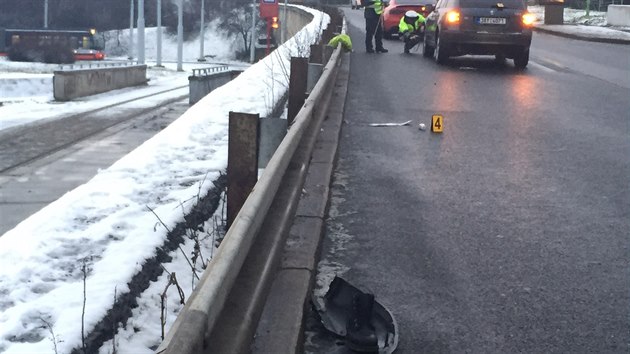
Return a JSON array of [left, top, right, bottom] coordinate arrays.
[[191, 65, 230, 77], [156, 39, 343, 354], [58, 61, 136, 71], [59, 62, 229, 75]]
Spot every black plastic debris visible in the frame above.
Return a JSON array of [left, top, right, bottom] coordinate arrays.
[[312, 276, 399, 353]]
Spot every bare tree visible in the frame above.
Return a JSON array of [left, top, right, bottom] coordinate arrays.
[[215, 3, 264, 59]]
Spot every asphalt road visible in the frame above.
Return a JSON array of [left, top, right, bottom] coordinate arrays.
[[530, 31, 630, 89], [305, 8, 630, 354]]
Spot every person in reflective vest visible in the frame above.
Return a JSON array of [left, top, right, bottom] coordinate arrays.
[[363, 0, 389, 53], [398, 10, 426, 54]]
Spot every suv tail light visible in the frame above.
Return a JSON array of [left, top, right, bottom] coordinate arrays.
[[522, 12, 536, 26], [446, 11, 460, 24]]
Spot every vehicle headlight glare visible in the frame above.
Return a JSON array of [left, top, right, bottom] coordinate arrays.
[[446, 11, 460, 24], [522, 12, 536, 26]]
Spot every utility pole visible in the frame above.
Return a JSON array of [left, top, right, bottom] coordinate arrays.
[[156, 0, 162, 67], [138, 0, 145, 64], [129, 0, 134, 60], [198, 0, 206, 61], [250, 0, 256, 63], [44, 0, 48, 28], [177, 0, 183, 71]]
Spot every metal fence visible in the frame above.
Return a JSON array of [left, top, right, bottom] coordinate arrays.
[[58, 61, 136, 71], [190, 65, 230, 77]]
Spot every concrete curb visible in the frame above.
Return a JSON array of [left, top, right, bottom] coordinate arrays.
[[533, 26, 630, 44], [252, 50, 351, 353]]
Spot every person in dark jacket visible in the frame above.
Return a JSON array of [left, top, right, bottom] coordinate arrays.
[[363, 0, 389, 53], [398, 10, 426, 54]]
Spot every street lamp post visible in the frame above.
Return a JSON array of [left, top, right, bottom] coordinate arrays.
[[137, 0, 145, 64], [129, 0, 134, 60], [156, 0, 162, 67], [250, 0, 256, 63], [199, 0, 206, 61], [44, 0, 49, 28], [177, 0, 183, 71]]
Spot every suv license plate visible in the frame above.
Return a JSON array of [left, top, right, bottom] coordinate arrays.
[[478, 17, 506, 24]]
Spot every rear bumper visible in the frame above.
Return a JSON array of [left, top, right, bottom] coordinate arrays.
[[383, 19, 400, 33], [440, 29, 532, 54]]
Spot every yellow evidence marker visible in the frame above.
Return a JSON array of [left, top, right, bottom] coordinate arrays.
[[431, 114, 443, 133]]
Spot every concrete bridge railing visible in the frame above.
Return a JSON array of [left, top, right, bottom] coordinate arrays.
[[188, 65, 241, 105], [53, 64, 147, 101]]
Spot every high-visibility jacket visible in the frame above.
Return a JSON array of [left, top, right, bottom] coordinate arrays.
[[328, 34, 353, 52], [398, 15, 425, 34], [365, 0, 386, 15]]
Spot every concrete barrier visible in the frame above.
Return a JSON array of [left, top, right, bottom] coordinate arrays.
[[188, 66, 241, 105], [53, 64, 147, 101], [607, 5, 630, 26], [282, 5, 316, 44]]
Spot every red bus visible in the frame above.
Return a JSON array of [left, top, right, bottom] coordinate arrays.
[[0, 28, 105, 62]]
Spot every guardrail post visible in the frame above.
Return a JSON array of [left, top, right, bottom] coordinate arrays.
[[324, 45, 334, 64], [322, 26, 334, 45], [258, 118, 288, 168], [322, 26, 335, 63], [308, 44, 324, 97], [227, 111, 260, 229], [310, 43, 323, 65], [306, 63, 323, 96], [287, 57, 308, 126]]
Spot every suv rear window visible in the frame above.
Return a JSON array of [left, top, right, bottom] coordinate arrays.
[[459, 0, 525, 8]]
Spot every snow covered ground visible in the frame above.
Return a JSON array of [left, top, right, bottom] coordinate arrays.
[[528, 5, 630, 42], [0, 5, 627, 354], [0, 18, 249, 132], [0, 6, 329, 354]]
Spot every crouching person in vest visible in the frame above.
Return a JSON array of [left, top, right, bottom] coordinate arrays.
[[398, 10, 426, 54]]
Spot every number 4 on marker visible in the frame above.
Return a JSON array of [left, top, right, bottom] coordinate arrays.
[[432, 115, 443, 133]]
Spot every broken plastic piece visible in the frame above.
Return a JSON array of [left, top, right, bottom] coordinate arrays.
[[346, 292, 379, 352], [312, 276, 399, 353], [368, 120, 412, 127]]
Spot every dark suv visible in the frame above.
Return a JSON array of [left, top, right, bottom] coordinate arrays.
[[422, 0, 535, 68]]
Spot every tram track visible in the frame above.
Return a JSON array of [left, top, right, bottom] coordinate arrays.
[[0, 85, 188, 174]]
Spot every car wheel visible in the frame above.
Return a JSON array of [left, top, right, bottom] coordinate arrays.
[[514, 47, 529, 70], [422, 34, 434, 58], [433, 32, 448, 64]]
